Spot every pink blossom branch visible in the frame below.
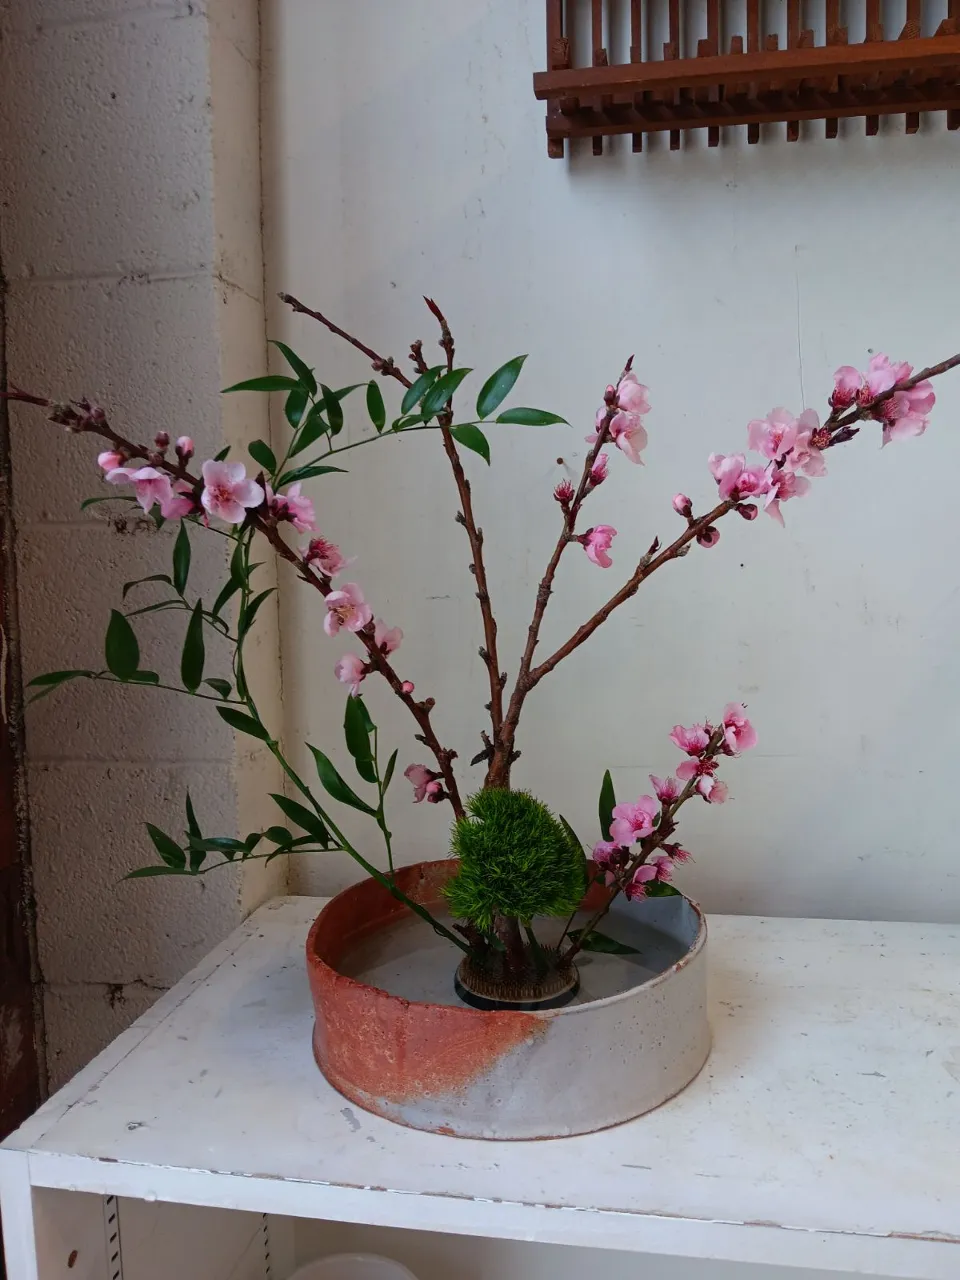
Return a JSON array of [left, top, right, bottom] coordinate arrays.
[[486, 362, 632, 789], [282, 294, 506, 753], [562, 726, 726, 963], [507, 348, 960, 739], [3, 388, 465, 817]]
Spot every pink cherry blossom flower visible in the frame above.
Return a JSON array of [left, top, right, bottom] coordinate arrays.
[[859, 354, 903, 403], [404, 763, 442, 803], [335, 652, 366, 697], [106, 465, 174, 515], [323, 582, 373, 637], [592, 841, 629, 885], [160, 480, 196, 520], [788, 409, 828, 477], [830, 366, 862, 409], [698, 776, 729, 803], [881, 409, 929, 446], [98, 450, 124, 472], [270, 482, 316, 534], [554, 478, 575, 505], [764, 464, 811, 526], [616, 371, 650, 416], [175, 435, 195, 459], [697, 525, 720, 548], [708, 453, 771, 502], [649, 853, 674, 881], [667, 843, 693, 863], [670, 723, 711, 756], [672, 493, 692, 517], [200, 460, 264, 525], [747, 407, 801, 461], [609, 796, 658, 846], [303, 536, 348, 578], [583, 525, 617, 568], [625, 863, 657, 900], [401, 680, 415, 695], [650, 773, 680, 803], [374, 619, 402, 654], [609, 411, 648, 464], [589, 452, 609, 486], [677, 754, 718, 782], [722, 702, 757, 753]]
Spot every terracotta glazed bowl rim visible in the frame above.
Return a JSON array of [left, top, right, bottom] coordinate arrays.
[[306, 858, 708, 1020]]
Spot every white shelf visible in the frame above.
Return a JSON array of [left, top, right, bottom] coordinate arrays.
[[3, 897, 960, 1279]]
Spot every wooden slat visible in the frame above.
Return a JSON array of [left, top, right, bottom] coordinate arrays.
[[747, 0, 760, 142], [786, 0, 802, 140], [951, 0, 960, 128], [824, 0, 845, 137], [903, 0, 923, 133], [546, 0, 565, 157], [591, 0, 606, 155], [865, 0, 882, 135], [666, 0, 681, 149], [707, 0, 721, 146], [532, 36, 960, 98], [630, 0, 643, 151]]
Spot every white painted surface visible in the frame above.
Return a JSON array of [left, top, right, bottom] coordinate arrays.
[[0, 0, 286, 1084], [261, 2, 960, 923], [3, 897, 960, 1279]]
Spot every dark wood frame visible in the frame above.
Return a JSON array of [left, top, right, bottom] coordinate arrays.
[[536, 0, 960, 154]]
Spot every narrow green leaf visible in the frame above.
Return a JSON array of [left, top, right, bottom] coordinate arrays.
[[391, 414, 425, 432], [329, 383, 364, 403], [644, 881, 682, 898], [185, 792, 202, 839], [289, 404, 329, 456], [270, 340, 317, 395], [568, 929, 641, 955], [420, 367, 472, 419], [222, 375, 299, 394], [269, 793, 331, 846], [320, 383, 344, 436], [204, 677, 232, 699], [105, 610, 140, 681], [229, 537, 249, 586], [366, 380, 386, 432], [27, 669, 93, 688], [127, 670, 160, 684], [265, 825, 294, 845], [285, 386, 308, 430], [558, 814, 585, 855], [495, 407, 568, 426], [214, 446, 231, 461], [476, 355, 527, 419], [401, 366, 442, 415], [81, 494, 135, 510], [382, 748, 399, 793], [248, 439, 277, 473], [125, 600, 186, 620], [172, 522, 191, 595], [308, 745, 377, 816], [186, 836, 246, 853], [237, 587, 275, 641], [217, 705, 272, 742], [212, 577, 240, 617], [598, 769, 616, 842], [244, 831, 264, 852], [125, 865, 189, 879], [450, 424, 490, 464], [276, 463, 346, 487], [122, 574, 173, 599], [181, 600, 205, 693], [344, 696, 377, 784], [145, 822, 186, 869]]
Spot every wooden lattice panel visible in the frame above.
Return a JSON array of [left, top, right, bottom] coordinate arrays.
[[534, 0, 960, 154]]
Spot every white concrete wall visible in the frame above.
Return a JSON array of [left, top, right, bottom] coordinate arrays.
[[263, 1, 960, 924], [0, 0, 285, 1087]]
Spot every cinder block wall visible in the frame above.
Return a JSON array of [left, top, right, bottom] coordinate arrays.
[[0, 0, 285, 1088]]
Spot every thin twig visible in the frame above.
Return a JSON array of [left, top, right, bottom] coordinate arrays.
[[279, 294, 412, 389]]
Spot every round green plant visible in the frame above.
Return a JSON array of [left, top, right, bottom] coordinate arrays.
[[445, 789, 587, 933]]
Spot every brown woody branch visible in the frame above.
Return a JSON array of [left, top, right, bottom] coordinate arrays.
[[279, 295, 412, 389], [486, 360, 632, 789], [3, 389, 465, 818]]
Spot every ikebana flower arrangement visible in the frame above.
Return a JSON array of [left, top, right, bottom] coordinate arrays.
[[7, 300, 959, 1017]]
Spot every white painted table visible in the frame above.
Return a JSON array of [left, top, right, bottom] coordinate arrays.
[[2, 897, 959, 1280]]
